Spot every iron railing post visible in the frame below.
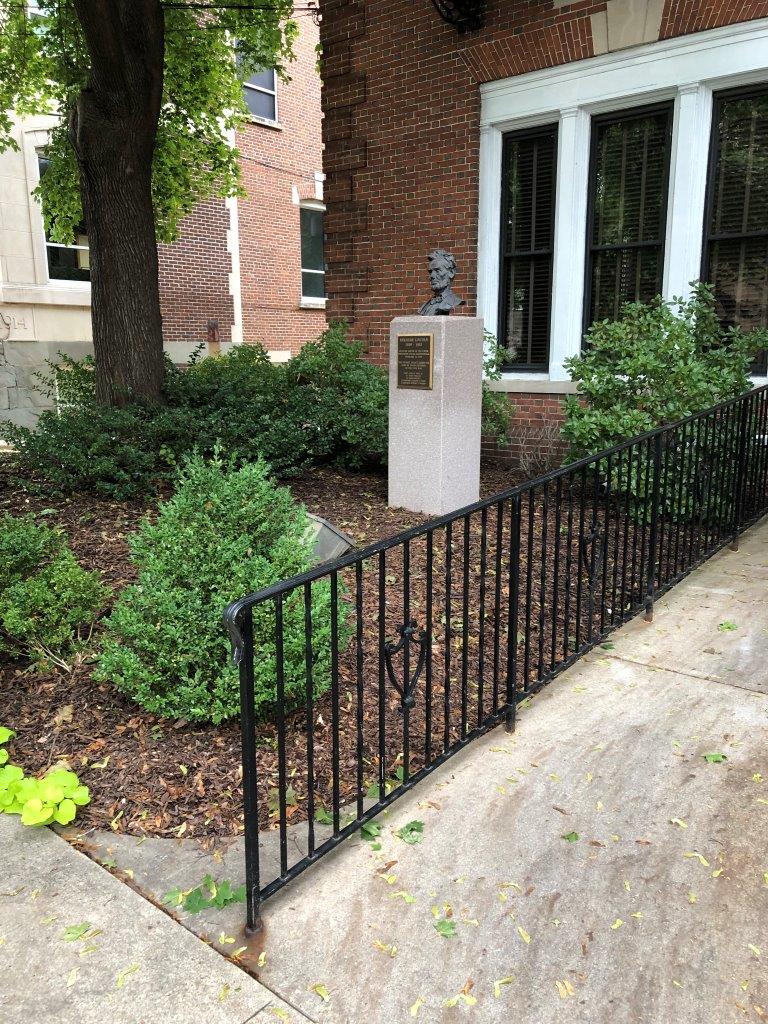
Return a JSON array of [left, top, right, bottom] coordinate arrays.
[[505, 493, 521, 732], [644, 433, 663, 622], [731, 399, 750, 551], [237, 608, 262, 934]]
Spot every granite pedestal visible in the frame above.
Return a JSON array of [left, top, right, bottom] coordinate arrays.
[[388, 315, 483, 516]]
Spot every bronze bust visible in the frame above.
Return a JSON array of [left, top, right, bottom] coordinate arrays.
[[418, 249, 465, 316]]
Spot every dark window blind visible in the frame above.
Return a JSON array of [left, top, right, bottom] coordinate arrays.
[[498, 124, 557, 371], [585, 105, 672, 332], [703, 88, 768, 374]]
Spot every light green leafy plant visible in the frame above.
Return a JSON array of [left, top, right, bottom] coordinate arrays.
[[0, 730, 91, 828]]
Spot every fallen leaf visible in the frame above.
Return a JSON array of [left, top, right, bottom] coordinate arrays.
[[116, 963, 140, 988], [561, 832, 579, 843], [683, 851, 710, 867], [493, 976, 515, 998], [687, 892, 698, 905], [311, 983, 330, 1001], [410, 996, 425, 1017], [670, 818, 688, 829], [611, 919, 624, 930], [54, 705, 74, 727], [517, 926, 531, 944], [373, 940, 398, 958], [66, 968, 78, 989], [703, 752, 728, 764], [556, 979, 575, 999]]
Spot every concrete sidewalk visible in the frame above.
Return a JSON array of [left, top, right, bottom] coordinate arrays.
[[0, 812, 307, 1023], [3, 521, 767, 1024]]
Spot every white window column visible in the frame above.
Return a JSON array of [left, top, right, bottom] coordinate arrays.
[[549, 106, 591, 379], [663, 83, 713, 302], [477, 123, 503, 350]]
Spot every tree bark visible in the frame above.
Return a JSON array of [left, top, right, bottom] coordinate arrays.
[[69, 0, 166, 406]]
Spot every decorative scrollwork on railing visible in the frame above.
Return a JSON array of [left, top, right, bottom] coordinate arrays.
[[384, 620, 428, 711], [580, 522, 606, 612], [430, 0, 485, 33]]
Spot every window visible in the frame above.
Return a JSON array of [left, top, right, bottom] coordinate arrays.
[[703, 87, 768, 374], [244, 68, 277, 123], [584, 104, 673, 332], [498, 124, 557, 371], [300, 206, 325, 300], [37, 155, 90, 283]]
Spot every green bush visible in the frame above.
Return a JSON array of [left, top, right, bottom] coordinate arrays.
[[95, 454, 340, 724], [562, 285, 761, 458], [0, 515, 107, 665], [3, 323, 389, 496], [482, 333, 515, 444], [562, 285, 766, 522]]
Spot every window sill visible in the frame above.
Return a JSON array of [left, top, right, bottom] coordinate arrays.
[[300, 297, 327, 310], [489, 376, 577, 394], [0, 282, 91, 307], [249, 116, 282, 130]]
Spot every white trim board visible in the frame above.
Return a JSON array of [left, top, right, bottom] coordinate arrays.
[[477, 18, 768, 386]]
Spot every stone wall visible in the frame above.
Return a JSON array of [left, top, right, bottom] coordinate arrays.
[[0, 339, 93, 431]]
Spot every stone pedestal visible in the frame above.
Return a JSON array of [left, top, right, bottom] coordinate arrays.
[[388, 316, 484, 516]]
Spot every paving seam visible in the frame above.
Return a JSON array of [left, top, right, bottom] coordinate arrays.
[[603, 651, 767, 696]]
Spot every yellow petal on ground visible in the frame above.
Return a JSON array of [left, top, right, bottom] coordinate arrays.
[[687, 892, 697, 905], [672, 980, 683, 988], [410, 997, 425, 1017], [631, 912, 643, 919], [517, 926, 531, 944], [378, 873, 397, 885], [623, 880, 631, 892], [66, 968, 78, 988], [670, 818, 688, 829], [753, 774, 763, 783], [596, 801, 604, 812], [373, 940, 398, 958], [556, 980, 575, 999], [741, 981, 750, 992], [585, 773, 594, 783], [611, 919, 624, 929], [749, 945, 761, 958], [311, 983, 331, 1001], [494, 976, 515, 998], [712, 869, 724, 878]]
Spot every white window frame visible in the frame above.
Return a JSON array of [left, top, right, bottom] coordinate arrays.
[[299, 199, 326, 309], [2, 121, 92, 307], [243, 68, 279, 127], [477, 17, 768, 389]]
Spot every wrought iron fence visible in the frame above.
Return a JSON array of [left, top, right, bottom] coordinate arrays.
[[224, 384, 768, 932]]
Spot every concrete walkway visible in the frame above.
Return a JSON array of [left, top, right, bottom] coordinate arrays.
[[0, 812, 307, 1023], [3, 521, 767, 1024]]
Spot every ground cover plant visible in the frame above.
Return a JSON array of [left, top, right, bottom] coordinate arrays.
[[2, 322, 512, 499]]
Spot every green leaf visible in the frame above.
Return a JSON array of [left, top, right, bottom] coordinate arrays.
[[718, 621, 738, 632], [395, 820, 424, 845], [314, 806, 332, 825], [703, 752, 728, 764], [433, 919, 457, 938], [360, 821, 382, 842], [62, 922, 92, 943], [53, 799, 77, 826], [0, 727, 15, 745], [561, 831, 580, 843]]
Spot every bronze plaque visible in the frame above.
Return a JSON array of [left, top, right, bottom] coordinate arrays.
[[397, 334, 434, 390]]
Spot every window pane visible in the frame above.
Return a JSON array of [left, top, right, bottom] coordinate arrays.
[[246, 68, 275, 93], [46, 246, 90, 282], [499, 125, 557, 370], [705, 89, 768, 373], [302, 271, 325, 299], [38, 153, 90, 282], [300, 208, 325, 272], [244, 85, 276, 121], [585, 106, 671, 332]]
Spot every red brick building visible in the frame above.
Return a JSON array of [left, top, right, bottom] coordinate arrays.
[[158, 15, 326, 358], [318, 1, 768, 462]]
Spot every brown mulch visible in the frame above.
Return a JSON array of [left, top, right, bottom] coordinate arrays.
[[0, 461, 531, 841]]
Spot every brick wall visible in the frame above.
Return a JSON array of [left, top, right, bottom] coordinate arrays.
[[237, 17, 326, 354], [157, 17, 325, 355], [158, 198, 234, 346], [319, 0, 768, 462]]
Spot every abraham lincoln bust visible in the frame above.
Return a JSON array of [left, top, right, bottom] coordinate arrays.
[[418, 249, 465, 316]]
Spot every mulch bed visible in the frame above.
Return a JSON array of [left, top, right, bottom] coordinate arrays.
[[0, 462, 530, 841]]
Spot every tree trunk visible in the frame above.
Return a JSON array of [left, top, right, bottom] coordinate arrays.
[[70, 0, 166, 406]]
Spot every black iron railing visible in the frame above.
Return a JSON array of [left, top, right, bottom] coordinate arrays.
[[224, 384, 768, 931]]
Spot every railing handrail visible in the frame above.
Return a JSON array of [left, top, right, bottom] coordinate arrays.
[[223, 383, 768, 641]]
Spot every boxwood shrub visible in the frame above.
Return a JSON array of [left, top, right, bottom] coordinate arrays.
[[96, 454, 341, 724]]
